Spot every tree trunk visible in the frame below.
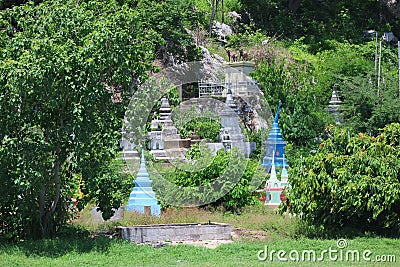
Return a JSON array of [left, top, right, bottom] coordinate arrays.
[[39, 188, 46, 237], [209, 0, 216, 35], [41, 152, 61, 238]]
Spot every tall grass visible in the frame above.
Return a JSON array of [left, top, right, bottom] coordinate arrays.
[[74, 203, 301, 240]]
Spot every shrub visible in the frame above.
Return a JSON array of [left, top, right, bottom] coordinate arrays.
[[152, 147, 263, 212], [283, 123, 400, 235]]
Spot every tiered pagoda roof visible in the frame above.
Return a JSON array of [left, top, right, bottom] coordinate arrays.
[[126, 150, 161, 216], [262, 102, 289, 170]]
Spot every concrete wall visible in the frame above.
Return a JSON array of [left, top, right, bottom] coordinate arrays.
[[117, 222, 232, 243]]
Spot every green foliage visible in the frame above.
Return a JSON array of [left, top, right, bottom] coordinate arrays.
[[226, 28, 266, 48], [0, 0, 35, 10], [80, 160, 132, 221], [132, 0, 203, 65], [0, 0, 155, 240], [283, 123, 400, 234], [184, 144, 204, 160], [333, 42, 400, 134], [182, 118, 221, 141], [172, 106, 221, 141], [239, 0, 394, 44], [245, 128, 268, 159], [152, 148, 261, 212], [251, 58, 330, 147]]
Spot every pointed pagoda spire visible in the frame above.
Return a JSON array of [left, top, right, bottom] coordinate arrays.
[[268, 102, 285, 143], [281, 154, 288, 184], [270, 152, 277, 181], [262, 101, 289, 170], [159, 97, 172, 120], [141, 148, 145, 163], [267, 151, 279, 189], [274, 101, 281, 123], [136, 149, 150, 181], [328, 86, 343, 124]]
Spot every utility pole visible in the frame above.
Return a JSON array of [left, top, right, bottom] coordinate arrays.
[[375, 31, 378, 73], [378, 40, 382, 96], [398, 41, 400, 98]]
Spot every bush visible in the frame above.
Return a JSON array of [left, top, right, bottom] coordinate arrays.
[[176, 117, 221, 141], [283, 123, 400, 235], [152, 147, 263, 212]]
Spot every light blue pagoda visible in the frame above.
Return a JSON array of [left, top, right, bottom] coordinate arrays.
[[126, 150, 161, 216], [262, 102, 289, 172]]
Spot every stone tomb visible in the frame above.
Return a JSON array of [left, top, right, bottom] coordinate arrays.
[[117, 222, 232, 243]]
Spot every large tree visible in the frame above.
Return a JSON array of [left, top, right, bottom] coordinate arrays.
[[130, 0, 202, 66], [251, 56, 331, 147], [0, 0, 156, 239]]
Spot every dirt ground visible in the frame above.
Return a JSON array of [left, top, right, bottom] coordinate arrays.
[[231, 227, 269, 241], [99, 227, 269, 249], [167, 228, 268, 249]]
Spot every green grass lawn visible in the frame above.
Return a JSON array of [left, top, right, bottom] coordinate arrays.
[[1, 205, 399, 266], [1, 236, 399, 266]]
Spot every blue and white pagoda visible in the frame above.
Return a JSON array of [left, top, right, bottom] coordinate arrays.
[[126, 150, 161, 216], [264, 152, 282, 207], [262, 102, 289, 172]]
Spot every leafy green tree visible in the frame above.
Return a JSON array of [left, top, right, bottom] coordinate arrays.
[[251, 58, 330, 147], [0, 0, 38, 10], [0, 0, 156, 239], [172, 105, 221, 141], [339, 75, 400, 134], [129, 0, 203, 66], [283, 124, 400, 234], [179, 118, 221, 141], [333, 40, 400, 134], [239, 0, 396, 43]]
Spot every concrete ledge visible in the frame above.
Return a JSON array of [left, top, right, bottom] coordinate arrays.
[[116, 222, 232, 243]]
